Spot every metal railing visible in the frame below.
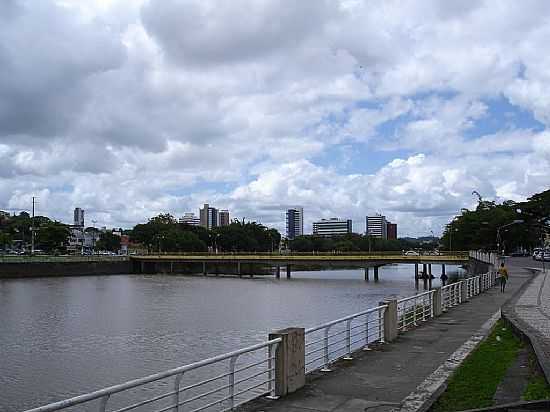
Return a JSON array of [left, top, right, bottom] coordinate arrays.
[[469, 251, 498, 266], [304, 305, 386, 373], [441, 282, 461, 311], [397, 290, 434, 331], [0, 255, 129, 263], [23, 339, 281, 412]]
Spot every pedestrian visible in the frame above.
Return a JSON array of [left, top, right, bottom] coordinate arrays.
[[498, 262, 509, 292], [440, 272, 448, 286]]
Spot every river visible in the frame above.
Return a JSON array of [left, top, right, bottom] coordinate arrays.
[[0, 264, 462, 411]]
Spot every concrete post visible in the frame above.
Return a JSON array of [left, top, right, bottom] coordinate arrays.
[[276, 266, 280, 279], [379, 299, 398, 342], [286, 265, 291, 279], [170, 261, 174, 273], [268, 328, 305, 397], [364, 267, 369, 281], [414, 263, 419, 290], [428, 264, 432, 290], [441, 264, 446, 276], [202, 262, 207, 276], [237, 261, 241, 276], [374, 266, 379, 282], [432, 287, 443, 317], [460, 280, 468, 302]]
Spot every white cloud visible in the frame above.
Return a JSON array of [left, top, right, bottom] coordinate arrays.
[[1, 0, 550, 236]]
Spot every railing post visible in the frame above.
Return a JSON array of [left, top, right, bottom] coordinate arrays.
[[344, 319, 353, 360], [228, 355, 238, 410], [98, 395, 110, 412], [460, 280, 468, 303], [267, 343, 277, 399], [321, 326, 331, 371], [363, 312, 371, 350], [173, 372, 184, 412], [378, 306, 385, 343], [432, 287, 442, 317], [268, 328, 305, 397], [379, 299, 398, 343]]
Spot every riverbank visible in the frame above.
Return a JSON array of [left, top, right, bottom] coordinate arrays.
[[0, 260, 131, 277]]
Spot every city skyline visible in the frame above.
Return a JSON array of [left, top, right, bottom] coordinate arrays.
[[1, 1, 549, 237]]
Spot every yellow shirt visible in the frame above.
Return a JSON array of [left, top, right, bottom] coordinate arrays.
[[498, 267, 509, 280]]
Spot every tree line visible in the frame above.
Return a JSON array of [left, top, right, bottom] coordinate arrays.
[[440, 189, 550, 252]]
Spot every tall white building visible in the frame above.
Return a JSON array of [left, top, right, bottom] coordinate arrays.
[[199, 204, 218, 229], [313, 218, 352, 237], [286, 207, 304, 240], [179, 213, 200, 226], [74, 207, 85, 227], [366, 214, 387, 239]]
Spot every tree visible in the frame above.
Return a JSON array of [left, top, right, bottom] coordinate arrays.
[[96, 232, 121, 252], [36, 222, 69, 253]]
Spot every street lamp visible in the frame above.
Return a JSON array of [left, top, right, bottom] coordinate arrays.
[[496, 220, 524, 256]]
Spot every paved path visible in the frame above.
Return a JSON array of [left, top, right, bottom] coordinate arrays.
[[504, 258, 550, 381], [241, 261, 532, 412]]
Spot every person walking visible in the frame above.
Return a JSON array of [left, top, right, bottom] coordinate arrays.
[[498, 262, 509, 292]]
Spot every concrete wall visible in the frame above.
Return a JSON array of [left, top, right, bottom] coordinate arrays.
[[0, 261, 131, 278]]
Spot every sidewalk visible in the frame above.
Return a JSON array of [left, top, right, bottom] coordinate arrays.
[[241, 261, 532, 412], [503, 259, 550, 381]]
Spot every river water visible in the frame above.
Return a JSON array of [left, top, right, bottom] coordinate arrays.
[[0, 264, 460, 411]]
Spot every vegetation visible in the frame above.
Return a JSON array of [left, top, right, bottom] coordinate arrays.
[[288, 233, 437, 252], [441, 189, 550, 251], [432, 320, 522, 411], [523, 351, 550, 401], [95, 231, 121, 252]]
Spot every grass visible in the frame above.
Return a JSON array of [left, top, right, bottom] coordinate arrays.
[[523, 350, 550, 401], [432, 320, 522, 412]]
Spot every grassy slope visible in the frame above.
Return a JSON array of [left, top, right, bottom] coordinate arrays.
[[432, 320, 522, 412]]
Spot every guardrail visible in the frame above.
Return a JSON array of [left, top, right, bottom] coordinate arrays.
[[0, 255, 129, 263], [397, 290, 434, 331], [469, 251, 498, 266], [132, 251, 470, 257], [23, 339, 280, 412], [304, 305, 386, 373], [23, 270, 499, 412]]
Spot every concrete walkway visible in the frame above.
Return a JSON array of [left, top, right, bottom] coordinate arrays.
[[241, 261, 532, 412], [503, 258, 550, 381]]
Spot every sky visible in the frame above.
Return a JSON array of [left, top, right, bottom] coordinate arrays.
[[1, 0, 550, 236]]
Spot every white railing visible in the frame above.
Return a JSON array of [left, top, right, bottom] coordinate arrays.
[[22, 339, 281, 412], [304, 305, 386, 373], [469, 250, 498, 266], [397, 290, 434, 331], [442, 282, 461, 311]]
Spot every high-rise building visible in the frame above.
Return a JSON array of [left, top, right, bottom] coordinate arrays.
[[199, 204, 218, 229], [179, 213, 200, 226], [313, 218, 352, 237], [74, 207, 85, 227], [286, 207, 303, 240], [386, 222, 397, 240], [219, 210, 230, 226], [366, 214, 387, 239]]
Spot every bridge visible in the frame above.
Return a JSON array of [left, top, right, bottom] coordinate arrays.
[[130, 252, 472, 284]]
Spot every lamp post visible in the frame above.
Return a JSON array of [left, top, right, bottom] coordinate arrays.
[[496, 220, 524, 256]]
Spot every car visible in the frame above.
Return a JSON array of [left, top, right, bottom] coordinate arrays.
[[404, 250, 420, 256]]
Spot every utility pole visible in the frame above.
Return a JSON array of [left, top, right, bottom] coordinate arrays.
[[31, 196, 36, 255]]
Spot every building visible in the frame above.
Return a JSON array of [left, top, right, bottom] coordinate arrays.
[[219, 210, 230, 226], [179, 213, 201, 226], [199, 204, 218, 229], [366, 214, 387, 239], [386, 222, 397, 240], [286, 207, 304, 240], [74, 207, 85, 227], [313, 218, 352, 237]]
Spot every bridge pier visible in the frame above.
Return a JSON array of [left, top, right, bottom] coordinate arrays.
[[237, 262, 242, 278], [276, 266, 281, 279], [202, 261, 207, 276], [170, 261, 174, 274], [414, 263, 419, 289], [428, 264, 432, 290], [286, 265, 291, 279], [364, 267, 369, 281], [374, 266, 379, 282], [422, 263, 428, 290]]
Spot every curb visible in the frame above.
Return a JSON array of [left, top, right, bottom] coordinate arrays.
[[501, 271, 550, 383]]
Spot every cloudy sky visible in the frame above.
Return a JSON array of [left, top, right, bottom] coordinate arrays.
[[1, 0, 549, 236]]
